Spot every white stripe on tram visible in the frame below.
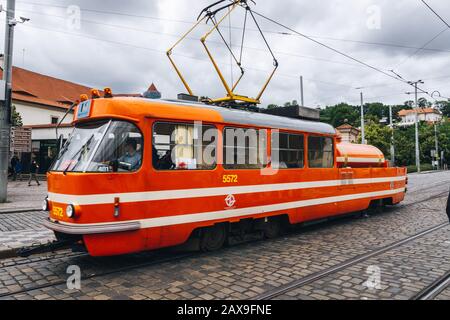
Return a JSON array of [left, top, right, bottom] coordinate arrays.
[[336, 157, 385, 163], [54, 188, 406, 229], [48, 176, 406, 206]]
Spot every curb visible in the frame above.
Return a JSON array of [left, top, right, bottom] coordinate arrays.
[[0, 208, 42, 214], [409, 170, 448, 175]]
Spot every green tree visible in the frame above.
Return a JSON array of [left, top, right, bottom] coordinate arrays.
[[364, 121, 392, 157], [365, 102, 386, 123], [320, 103, 359, 127], [437, 100, 450, 117], [11, 105, 22, 127], [283, 100, 298, 107]]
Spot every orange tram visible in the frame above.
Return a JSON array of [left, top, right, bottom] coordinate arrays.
[[43, 95, 407, 257]]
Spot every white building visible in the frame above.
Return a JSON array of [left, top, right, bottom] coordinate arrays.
[[1, 55, 159, 172], [1, 57, 94, 172], [398, 108, 443, 126]]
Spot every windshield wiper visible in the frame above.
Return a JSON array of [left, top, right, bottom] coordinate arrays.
[[63, 134, 94, 175]]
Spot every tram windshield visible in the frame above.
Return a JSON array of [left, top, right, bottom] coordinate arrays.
[[51, 120, 143, 173]]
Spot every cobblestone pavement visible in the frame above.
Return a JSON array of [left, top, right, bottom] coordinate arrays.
[[274, 225, 450, 300], [0, 171, 449, 300], [0, 211, 54, 254], [0, 181, 47, 213], [436, 286, 450, 300]]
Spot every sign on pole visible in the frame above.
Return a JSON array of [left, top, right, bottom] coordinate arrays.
[[10, 127, 32, 153]]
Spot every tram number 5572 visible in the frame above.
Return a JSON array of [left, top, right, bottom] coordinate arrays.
[[222, 175, 238, 184]]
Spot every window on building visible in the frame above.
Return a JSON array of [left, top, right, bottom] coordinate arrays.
[[223, 127, 267, 170], [271, 132, 304, 169], [153, 122, 217, 170], [308, 136, 334, 168], [51, 116, 59, 124]]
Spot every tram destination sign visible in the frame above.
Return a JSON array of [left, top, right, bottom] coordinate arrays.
[[10, 127, 32, 153]]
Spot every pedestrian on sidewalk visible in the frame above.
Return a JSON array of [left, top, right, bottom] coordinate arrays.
[[15, 161, 23, 181], [10, 154, 19, 181], [28, 154, 40, 186]]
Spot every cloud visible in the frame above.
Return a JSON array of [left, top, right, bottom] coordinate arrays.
[[1, 0, 449, 107]]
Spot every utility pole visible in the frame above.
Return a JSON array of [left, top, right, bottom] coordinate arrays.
[[434, 123, 439, 170], [300, 76, 304, 106], [389, 105, 395, 165], [0, 1, 28, 203], [407, 80, 424, 174], [360, 91, 365, 144], [0, 0, 16, 203]]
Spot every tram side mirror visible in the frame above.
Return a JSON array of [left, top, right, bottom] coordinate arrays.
[[109, 160, 119, 172]]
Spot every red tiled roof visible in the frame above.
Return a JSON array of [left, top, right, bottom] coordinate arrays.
[[398, 108, 442, 116], [148, 83, 158, 92], [0, 66, 94, 110]]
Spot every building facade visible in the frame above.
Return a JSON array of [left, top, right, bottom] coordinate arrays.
[[1, 57, 160, 173], [398, 108, 443, 126], [336, 124, 361, 144], [1, 62, 94, 173]]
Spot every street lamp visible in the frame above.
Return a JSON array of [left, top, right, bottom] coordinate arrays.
[[430, 91, 444, 170], [406, 79, 424, 173], [355, 87, 365, 144]]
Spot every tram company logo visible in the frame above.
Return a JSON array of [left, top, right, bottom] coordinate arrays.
[[225, 194, 236, 208]]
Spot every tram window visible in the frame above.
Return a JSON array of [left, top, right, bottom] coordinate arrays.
[[152, 122, 217, 170], [308, 136, 334, 168], [51, 120, 143, 173], [271, 132, 304, 169], [223, 127, 267, 170]]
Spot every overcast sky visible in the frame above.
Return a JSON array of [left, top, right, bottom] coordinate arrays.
[[1, 0, 450, 108]]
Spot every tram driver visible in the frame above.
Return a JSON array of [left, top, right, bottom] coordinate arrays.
[[117, 138, 141, 171]]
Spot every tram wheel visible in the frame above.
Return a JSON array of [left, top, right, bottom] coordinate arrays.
[[199, 224, 227, 252], [263, 217, 281, 239]]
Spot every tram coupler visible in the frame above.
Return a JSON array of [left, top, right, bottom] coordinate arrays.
[[15, 239, 77, 257]]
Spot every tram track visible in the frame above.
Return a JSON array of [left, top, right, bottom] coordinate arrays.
[[0, 251, 88, 269], [0, 251, 200, 299], [2, 219, 448, 300], [411, 271, 450, 300], [253, 221, 449, 300], [0, 180, 447, 300]]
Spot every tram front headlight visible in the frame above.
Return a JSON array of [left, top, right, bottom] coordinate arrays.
[[66, 204, 75, 218], [42, 198, 49, 211]]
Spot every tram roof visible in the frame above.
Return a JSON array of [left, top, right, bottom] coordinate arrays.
[[87, 97, 337, 136]]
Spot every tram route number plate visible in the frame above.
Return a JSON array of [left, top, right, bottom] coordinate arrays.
[[77, 100, 92, 119], [51, 206, 64, 219]]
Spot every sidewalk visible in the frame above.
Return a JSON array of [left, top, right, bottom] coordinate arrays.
[[0, 181, 54, 258], [0, 181, 48, 213]]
